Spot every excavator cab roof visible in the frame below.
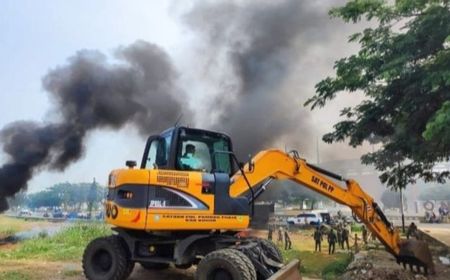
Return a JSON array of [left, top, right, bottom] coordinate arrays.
[[140, 126, 236, 175]]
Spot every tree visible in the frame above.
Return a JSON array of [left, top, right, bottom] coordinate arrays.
[[27, 182, 106, 210], [305, 0, 450, 189]]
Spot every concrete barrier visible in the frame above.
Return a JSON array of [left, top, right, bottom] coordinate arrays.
[[268, 259, 302, 280]]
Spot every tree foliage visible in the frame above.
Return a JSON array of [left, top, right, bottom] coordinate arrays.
[[25, 182, 105, 209], [305, 0, 450, 189]]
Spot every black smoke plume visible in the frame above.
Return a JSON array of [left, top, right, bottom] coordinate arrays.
[[184, 0, 350, 159], [0, 40, 191, 211]]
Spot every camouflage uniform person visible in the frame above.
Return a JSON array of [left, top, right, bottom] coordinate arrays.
[[284, 229, 292, 250], [313, 227, 323, 252], [328, 229, 337, 255], [342, 227, 350, 250], [277, 227, 283, 245], [362, 225, 368, 244], [336, 226, 343, 249]]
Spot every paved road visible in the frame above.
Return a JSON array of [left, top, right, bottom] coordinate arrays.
[[418, 223, 450, 246]]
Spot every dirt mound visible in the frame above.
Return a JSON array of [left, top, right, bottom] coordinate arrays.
[[339, 250, 427, 280]]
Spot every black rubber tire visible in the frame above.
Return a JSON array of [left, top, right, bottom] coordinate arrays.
[[231, 250, 257, 280], [140, 262, 170, 270], [260, 239, 283, 263], [196, 248, 256, 280], [83, 235, 132, 280]]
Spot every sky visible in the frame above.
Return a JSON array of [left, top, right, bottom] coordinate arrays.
[[0, 0, 373, 193]]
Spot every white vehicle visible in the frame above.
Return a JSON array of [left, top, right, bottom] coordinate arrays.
[[18, 209, 32, 217], [287, 212, 322, 225]]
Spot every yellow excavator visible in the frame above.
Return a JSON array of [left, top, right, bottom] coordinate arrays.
[[82, 126, 434, 280]]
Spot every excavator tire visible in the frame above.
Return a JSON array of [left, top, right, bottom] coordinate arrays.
[[260, 239, 283, 263], [232, 250, 258, 280], [83, 235, 132, 280], [140, 262, 170, 270], [196, 248, 257, 280]]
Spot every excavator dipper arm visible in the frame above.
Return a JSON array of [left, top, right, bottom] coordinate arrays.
[[229, 149, 434, 274]]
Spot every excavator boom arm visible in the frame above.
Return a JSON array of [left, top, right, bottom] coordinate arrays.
[[230, 150, 402, 256]]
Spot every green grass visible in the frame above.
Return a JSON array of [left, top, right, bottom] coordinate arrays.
[[0, 216, 22, 237], [281, 248, 351, 278], [0, 271, 31, 280], [322, 253, 352, 279], [351, 224, 363, 232], [0, 223, 111, 261], [63, 270, 81, 277]]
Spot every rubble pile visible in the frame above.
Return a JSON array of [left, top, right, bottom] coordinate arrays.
[[339, 251, 427, 280]]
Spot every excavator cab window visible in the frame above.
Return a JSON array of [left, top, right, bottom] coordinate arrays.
[[176, 128, 233, 174], [141, 131, 172, 169]]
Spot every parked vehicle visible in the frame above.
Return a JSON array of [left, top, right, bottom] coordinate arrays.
[[18, 209, 32, 217], [287, 212, 322, 225], [52, 210, 64, 218]]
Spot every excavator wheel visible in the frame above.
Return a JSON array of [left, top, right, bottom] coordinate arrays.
[[233, 250, 258, 280], [398, 239, 435, 275], [196, 248, 257, 280], [83, 235, 133, 280], [259, 239, 283, 263]]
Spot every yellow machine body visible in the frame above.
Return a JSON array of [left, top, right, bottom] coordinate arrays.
[[105, 169, 249, 231]]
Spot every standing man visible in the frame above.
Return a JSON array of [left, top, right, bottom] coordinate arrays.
[[337, 226, 343, 249], [328, 229, 337, 255], [277, 227, 283, 246], [362, 225, 368, 244], [314, 227, 323, 252], [284, 229, 292, 250], [342, 227, 350, 250]]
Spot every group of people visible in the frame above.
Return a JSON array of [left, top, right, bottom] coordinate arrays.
[[313, 225, 351, 255], [268, 226, 292, 250]]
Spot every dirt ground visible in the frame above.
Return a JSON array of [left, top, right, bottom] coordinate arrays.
[[2, 227, 449, 279], [0, 260, 195, 280]]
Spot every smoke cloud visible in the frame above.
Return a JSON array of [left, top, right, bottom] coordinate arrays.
[[0, 40, 191, 211], [183, 0, 354, 159]]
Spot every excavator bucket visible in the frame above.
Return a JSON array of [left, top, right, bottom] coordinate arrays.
[[397, 239, 434, 275], [268, 260, 302, 280]]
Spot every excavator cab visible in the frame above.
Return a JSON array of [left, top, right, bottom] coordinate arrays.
[[140, 126, 235, 174]]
